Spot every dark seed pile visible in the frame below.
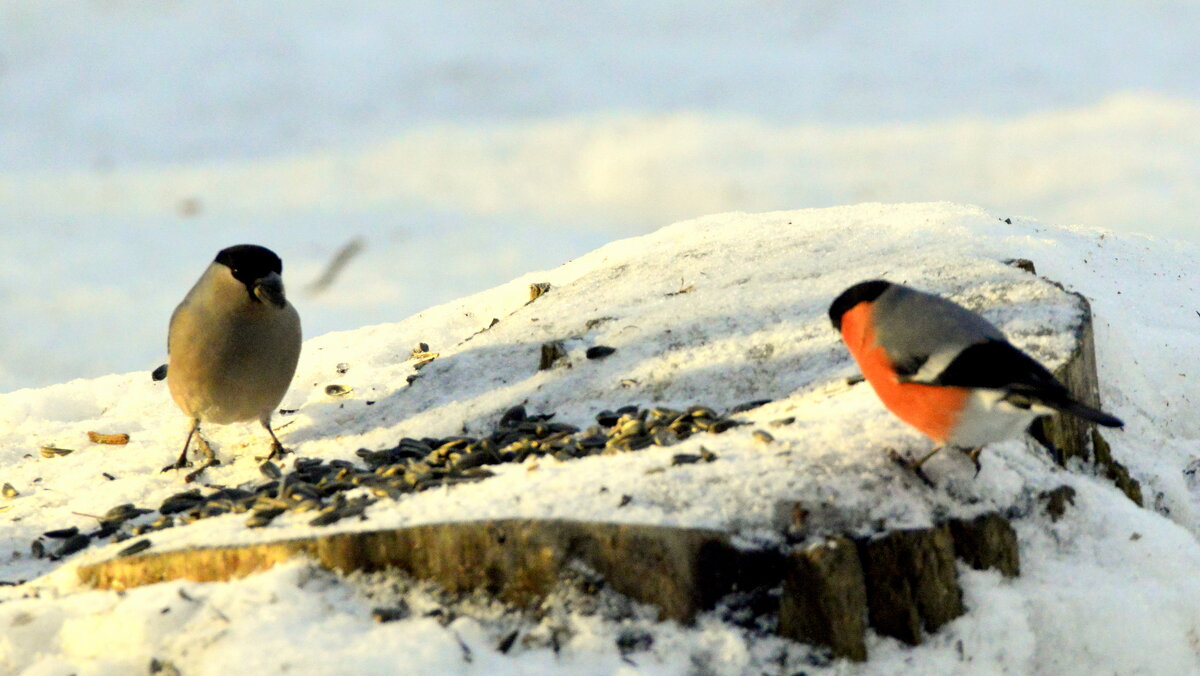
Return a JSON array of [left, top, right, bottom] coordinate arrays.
[[32, 400, 770, 561]]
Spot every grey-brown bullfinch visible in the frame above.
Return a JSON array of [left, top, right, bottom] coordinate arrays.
[[161, 244, 301, 479], [828, 280, 1122, 478]]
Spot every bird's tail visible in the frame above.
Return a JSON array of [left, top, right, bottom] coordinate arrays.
[[1053, 398, 1124, 428]]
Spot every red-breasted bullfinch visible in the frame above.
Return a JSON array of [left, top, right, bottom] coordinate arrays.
[[828, 280, 1122, 475]]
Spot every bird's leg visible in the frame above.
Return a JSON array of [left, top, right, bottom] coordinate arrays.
[[965, 446, 985, 474], [911, 445, 945, 469], [887, 445, 942, 488], [183, 426, 220, 483], [195, 431, 217, 465], [262, 418, 290, 461], [162, 419, 199, 472]]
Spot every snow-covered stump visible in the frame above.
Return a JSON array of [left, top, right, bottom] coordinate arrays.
[[70, 263, 1126, 664], [8, 206, 1166, 674], [856, 525, 964, 646], [775, 512, 1020, 660], [948, 512, 1020, 577], [778, 537, 869, 661], [78, 520, 774, 623], [1011, 264, 1142, 506]]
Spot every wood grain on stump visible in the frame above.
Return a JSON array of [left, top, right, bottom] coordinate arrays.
[[1028, 291, 1142, 505], [779, 537, 868, 661], [949, 513, 1020, 578], [856, 525, 964, 646], [80, 520, 764, 624]]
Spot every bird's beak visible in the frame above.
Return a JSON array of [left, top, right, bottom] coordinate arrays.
[[253, 272, 288, 309]]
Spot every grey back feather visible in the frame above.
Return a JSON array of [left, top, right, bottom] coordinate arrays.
[[873, 284, 1004, 377]]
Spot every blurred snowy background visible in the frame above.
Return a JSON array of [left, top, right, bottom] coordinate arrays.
[[1, 0, 1198, 392]]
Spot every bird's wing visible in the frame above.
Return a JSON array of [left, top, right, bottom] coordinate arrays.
[[929, 340, 1123, 427]]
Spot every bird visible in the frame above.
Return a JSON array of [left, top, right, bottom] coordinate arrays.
[[828, 279, 1122, 480], [162, 244, 302, 480]]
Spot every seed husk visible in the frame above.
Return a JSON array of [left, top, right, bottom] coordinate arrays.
[[44, 526, 79, 539], [40, 446, 74, 458], [54, 533, 91, 558], [87, 431, 130, 445], [259, 460, 282, 480], [585, 346, 617, 360], [118, 539, 152, 557]]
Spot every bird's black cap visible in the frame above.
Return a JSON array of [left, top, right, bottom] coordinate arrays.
[[828, 280, 892, 331], [215, 244, 283, 289]]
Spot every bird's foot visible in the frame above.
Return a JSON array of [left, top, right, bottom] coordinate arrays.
[[184, 458, 220, 483], [964, 446, 984, 476], [266, 441, 291, 462], [887, 448, 936, 488], [160, 458, 193, 473]]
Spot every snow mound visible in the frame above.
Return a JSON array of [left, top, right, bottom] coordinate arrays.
[[2, 202, 1200, 674]]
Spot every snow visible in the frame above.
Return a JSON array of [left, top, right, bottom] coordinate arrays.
[[2, 202, 1199, 674], [2, 2, 1200, 392]]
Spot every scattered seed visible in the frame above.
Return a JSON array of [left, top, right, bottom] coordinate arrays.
[[87, 431, 130, 445], [53, 534, 91, 558], [753, 430, 775, 444], [43, 526, 79, 539], [118, 539, 152, 557], [246, 508, 286, 528], [618, 495, 633, 507], [710, 419, 740, 434], [55, 401, 754, 557], [309, 509, 345, 527], [769, 417, 795, 427], [529, 282, 552, 301], [104, 504, 150, 522], [497, 629, 519, 654], [325, 384, 352, 397], [729, 399, 772, 414], [40, 446, 74, 458], [372, 604, 410, 623], [159, 491, 203, 515], [259, 461, 282, 480], [2, 483, 17, 498], [585, 346, 617, 360]]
